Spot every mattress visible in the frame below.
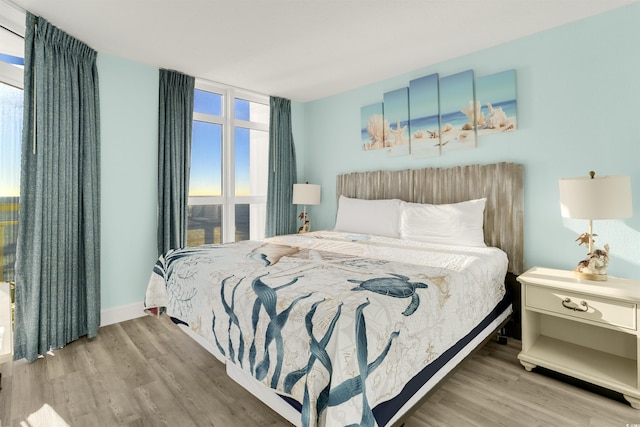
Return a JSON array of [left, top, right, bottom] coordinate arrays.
[[145, 230, 510, 427]]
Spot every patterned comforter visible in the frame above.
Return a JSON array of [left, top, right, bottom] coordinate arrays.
[[145, 231, 509, 427]]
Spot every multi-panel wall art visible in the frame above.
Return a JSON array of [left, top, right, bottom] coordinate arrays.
[[439, 70, 476, 152], [361, 69, 517, 156], [361, 102, 385, 151], [476, 70, 517, 137], [409, 73, 440, 158], [383, 87, 410, 156]]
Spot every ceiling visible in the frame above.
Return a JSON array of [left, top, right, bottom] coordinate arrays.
[[1, 0, 637, 102]]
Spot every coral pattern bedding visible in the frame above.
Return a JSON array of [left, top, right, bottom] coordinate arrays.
[[145, 230, 509, 427]]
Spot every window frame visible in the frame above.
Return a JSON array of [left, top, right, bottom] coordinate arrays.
[[0, 60, 22, 89], [0, 28, 24, 283], [189, 79, 269, 243]]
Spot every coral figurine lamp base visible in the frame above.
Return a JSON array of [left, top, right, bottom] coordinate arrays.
[[559, 171, 632, 284], [573, 270, 607, 282]]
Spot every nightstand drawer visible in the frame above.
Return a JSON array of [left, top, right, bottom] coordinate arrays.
[[526, 285, 636, 330]]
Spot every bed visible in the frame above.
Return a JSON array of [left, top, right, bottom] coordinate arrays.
[[145, 162, 524, 427]]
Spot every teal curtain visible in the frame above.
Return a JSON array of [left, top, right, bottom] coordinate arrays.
[[265, 97, 297, 237], [14, 12, 101, 362], [157, 69, 195, 255]]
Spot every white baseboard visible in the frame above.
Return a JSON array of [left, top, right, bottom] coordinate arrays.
[[100, 301, 146, 327]]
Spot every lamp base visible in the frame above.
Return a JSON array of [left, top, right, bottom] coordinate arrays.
[[297, 208, 311, 233], [573, 270, 608, 282], [298, 225, 310, 234], [298, 220, 311, 234], [573, 243, 610, 282]]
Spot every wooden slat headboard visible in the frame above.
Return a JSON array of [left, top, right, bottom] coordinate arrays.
[[336, 162, 524, 275]]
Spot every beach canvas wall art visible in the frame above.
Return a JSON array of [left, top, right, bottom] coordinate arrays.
[[383, 87, 410, 156], [409, 73, 441, 158], [439, 69, 476, 152], [361, 102, 387, 151], [360, 68, 517, 157], [476, 70, 517, 136]]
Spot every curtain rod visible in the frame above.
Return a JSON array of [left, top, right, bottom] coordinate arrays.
[[0, 0, 27, 37], [1, 23, 23, 39], [1, 0, 25, 13]]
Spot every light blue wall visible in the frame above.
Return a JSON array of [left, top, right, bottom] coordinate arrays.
[[98, 53, 159, 309], [94, 4, 640, 313], [291, 101, 306, 180], [294, 4, 640, 280]]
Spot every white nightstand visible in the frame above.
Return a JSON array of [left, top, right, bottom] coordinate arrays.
[[517, 267, 640, 409]]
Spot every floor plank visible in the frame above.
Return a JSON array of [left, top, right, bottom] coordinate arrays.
[[1, 315, 639, 426]]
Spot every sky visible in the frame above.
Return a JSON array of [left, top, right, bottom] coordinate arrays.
[[0, 85, 261, 198], [439, 69, 474, 114], [190, 92, 256, 197], [383, 87, 409, 126], [476, 70, 517, 106], [409, 73, 439, 120]]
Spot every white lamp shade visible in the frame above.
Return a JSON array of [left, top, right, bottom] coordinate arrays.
[[559, 174, 632, 219], [292, 184, 321, 205]]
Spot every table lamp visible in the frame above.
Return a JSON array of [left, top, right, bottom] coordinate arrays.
[[559, 171, 632, 281], [292, 183, 321, 233]]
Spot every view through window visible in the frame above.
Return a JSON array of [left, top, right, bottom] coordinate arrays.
[[0, 26, 24, 283], [187, 82, 269, 246]]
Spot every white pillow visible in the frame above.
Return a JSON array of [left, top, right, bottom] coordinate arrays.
[[334, 196, 402, 238], [400, 198, 487, 247]]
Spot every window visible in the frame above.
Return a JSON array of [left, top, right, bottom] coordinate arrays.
[[187, 81, 269, 246], [0, 25, 24, 282]]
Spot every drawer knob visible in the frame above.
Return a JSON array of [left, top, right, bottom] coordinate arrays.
[[562, 297, 589, 312]]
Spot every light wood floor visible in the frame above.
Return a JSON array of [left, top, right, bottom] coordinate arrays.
[[1, 315, 639, 427]]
